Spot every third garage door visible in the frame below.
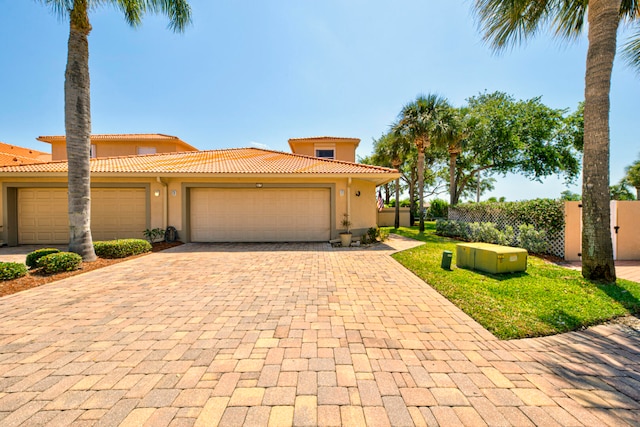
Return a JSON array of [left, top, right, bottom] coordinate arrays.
[[190, 188, 330, 242]]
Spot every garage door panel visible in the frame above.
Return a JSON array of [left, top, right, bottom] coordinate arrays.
[[191, 188, 330, 242], [18, 188, 147, 244]]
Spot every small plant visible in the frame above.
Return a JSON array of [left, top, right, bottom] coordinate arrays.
[[518, 224, 548, 254], [367, 226, 379, 242], [0, 262, 27, 280], [94, 239, 152, 259], [143, 228, 165, 243], [38, 252, 82, 274], [26, 248, 61, 269], [379, 228, 389, 241], [341, 213, 352, 234]]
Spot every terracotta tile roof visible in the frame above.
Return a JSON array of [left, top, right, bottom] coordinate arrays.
[[37, 133, 198, 151], [0, 142, 51, 166], [0, 148, 397, 177], [288, 136, 361, 142]]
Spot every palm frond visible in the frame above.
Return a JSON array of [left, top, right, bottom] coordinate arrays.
[[621, 26, 640, 72], [142, 0, 192, 32], [552, 0, 588, 39], [36, 0, 74, 18], [473, 0, 554, 51]]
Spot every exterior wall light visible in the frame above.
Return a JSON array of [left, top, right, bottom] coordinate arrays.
[[171, 190, 177, 196], [256, 183, 263, 188], [154, 190, 161, 197]]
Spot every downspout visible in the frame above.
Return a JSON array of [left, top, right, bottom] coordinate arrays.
[[156, 177, 168, 229]]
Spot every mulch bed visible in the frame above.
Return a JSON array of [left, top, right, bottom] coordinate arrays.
[[0, 241, 183, 298]]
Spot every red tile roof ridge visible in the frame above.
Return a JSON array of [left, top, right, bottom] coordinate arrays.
[[37, 133, 181, 140], [288, 136, 360, 141]]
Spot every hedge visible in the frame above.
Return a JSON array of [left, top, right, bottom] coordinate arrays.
[[0, 262, 27, 280], [37, 252, 82, 274], [26, 248, 61, 269], [94, 239, 152, 259]]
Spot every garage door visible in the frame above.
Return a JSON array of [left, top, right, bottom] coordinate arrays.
[[17, 188, 147, 244], [190, 188, 330, 242]]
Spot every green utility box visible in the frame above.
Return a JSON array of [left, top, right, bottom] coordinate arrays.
[[441, 250, 453, 270], [456, 242, 527, 274]]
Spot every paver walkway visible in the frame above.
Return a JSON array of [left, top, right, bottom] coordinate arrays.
[[0, 236, 638, 426]]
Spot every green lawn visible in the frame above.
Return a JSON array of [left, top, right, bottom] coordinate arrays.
[[387, 223, 640, 339]]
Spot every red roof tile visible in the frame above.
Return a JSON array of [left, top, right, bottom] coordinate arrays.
[[0, 148, 397, 177], [37, 133, 198, 151]]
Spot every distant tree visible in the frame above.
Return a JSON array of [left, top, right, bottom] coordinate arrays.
[[610, 183, 636, 200], [624, 157, 640, 199], [394, 94, 452, 232], [560, 190, 582, 201], [40, 0, 192, 260], [448, 92, 581, 205]]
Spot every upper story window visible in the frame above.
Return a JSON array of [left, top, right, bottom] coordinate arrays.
[[315, 148, 335, 159], [90, 144, 97, 158], [137, 146, 156, 155]]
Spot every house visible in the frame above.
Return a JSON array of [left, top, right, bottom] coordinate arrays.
[[0, 142, 51, 166], [37, 133, 198, 161], [288, 136, 360, 163], [0, 137, 399, 245]]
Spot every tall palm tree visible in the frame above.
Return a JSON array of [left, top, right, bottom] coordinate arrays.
[[394, 94, 451, 232], [473, 0, 639, 283], [40, 0, 192, 260]]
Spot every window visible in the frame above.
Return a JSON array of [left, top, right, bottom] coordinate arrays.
[[137, 146, 156, 155], [90, 144, 97, 158], [315, 149, 335, 159]]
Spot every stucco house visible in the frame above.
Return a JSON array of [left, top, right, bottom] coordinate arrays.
[[0, 135, 399, 246], [37, 133, 198, 161]]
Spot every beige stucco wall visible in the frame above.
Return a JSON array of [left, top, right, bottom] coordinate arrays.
[[377, 207, 411, 227], [289, 141, 358, 163], [50, 141, 196, 161], [1, 175, 381, 244]]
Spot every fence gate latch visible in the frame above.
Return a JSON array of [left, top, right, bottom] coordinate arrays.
[[614, 226, 620, 234]]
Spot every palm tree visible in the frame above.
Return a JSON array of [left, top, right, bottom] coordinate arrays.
[[624, 157, 640, 199], [394, 94, 451, 232], [473, 0, 639, 283], [40, 0, 192, 260]]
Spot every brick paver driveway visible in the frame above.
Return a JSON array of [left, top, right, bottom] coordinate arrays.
[[1, 236, 638, 426]]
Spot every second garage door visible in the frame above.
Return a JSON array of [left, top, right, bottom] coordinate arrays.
[[190, 188, 330, 242], [17, 188, 147, 244]]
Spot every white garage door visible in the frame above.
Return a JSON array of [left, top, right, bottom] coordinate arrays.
[[191, 188, 330, 242], [17, 188, 147, 244]]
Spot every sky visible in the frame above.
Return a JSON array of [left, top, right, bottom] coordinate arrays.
[[2, 1, 638, 201]]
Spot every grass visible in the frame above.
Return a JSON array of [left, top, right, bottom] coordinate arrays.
[[387, 223, 640, 340]]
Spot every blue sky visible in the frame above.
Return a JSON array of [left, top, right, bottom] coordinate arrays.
[[2, 1, 638, 201]]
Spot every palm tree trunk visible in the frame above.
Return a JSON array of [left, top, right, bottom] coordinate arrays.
[[581, 0, 619, 282], [394, 178, 400, 228], [449, 151, 458, 205], [409, 170, 416, 226], [417, 139, 425, 232], [65, 1, 96, 261]]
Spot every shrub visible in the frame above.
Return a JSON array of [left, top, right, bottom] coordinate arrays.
[[379, 228, 389, 241], [38, 252, 82, 274], [518, 224, 548, 254], [26, 248, 61, 269], [94, 239, 152, 259], [428, 199, 449, 219], [0, 262, 27, 280], [436, 219, 463, 238]]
